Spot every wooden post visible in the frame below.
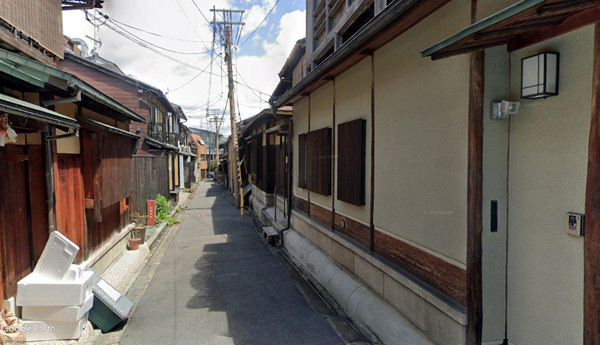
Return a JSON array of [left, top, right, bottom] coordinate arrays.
[[584, 21, 600, 345], [467, 49, 484, 345]]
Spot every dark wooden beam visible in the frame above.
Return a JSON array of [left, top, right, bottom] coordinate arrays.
[[467, 48, 484, 345], [508, 5, 600, 52], [584, 20, 600, 345], [370, 55, 375, 252]]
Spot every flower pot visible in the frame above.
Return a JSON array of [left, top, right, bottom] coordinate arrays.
[[132, 226, 147, 244], [128, 238, 141, 250]]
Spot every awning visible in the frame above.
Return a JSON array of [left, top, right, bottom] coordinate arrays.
[[0, 49, 146, 123], [0, 92, 79, 129], [264, 122, 289, 135], [77, 117, 140, 139], [145, 136, 178, 151], [422, 0, 600, 60]]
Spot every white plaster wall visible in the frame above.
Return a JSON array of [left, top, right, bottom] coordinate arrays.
[[334, 57, 372, 225], [309, 81, 334, 210], [373, 0, 471, 265], [482, 46, 509, 344], [293, 97, 309, 201], [506, 26, 592, 345]]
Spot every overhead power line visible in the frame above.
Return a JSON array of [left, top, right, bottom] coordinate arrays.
[[239, 0, 281, 48], [108, 17, 211, 43]]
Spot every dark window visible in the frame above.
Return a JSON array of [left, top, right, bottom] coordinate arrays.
[[337, 119, 366, 206], [307, 127, 332, 196], [298, 133, 307, 189]]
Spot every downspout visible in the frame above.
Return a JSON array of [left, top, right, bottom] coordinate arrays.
[[42, 126, 56, 233]]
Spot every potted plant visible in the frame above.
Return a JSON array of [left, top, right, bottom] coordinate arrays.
[[130, 212, 147, 249]]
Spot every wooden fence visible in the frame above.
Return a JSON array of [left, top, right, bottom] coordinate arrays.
[[131, 156, 169, 217]]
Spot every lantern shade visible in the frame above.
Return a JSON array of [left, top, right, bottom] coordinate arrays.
[[521, 52, 559, 99]]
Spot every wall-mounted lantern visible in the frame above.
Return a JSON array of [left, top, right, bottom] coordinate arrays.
[[521, 52, 559, 99]]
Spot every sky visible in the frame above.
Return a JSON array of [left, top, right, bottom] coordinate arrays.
[[62, 0, 306, 135]]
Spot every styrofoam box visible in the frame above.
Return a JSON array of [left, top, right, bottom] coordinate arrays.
[[22, 313, 88, 341], [63, 264, 84, 281], [17, 270, 94, 306], [33, 231, 79, 281], [22, 292, 93, 321]]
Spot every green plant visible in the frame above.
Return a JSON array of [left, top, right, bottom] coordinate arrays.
[[156, 194, 171, 221], [176, 206, 182, 213], [156, 194, 180, 226]]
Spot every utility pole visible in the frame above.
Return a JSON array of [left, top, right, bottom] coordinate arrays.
[[207, 108, 222, 181], [211, 8, 244, 208]]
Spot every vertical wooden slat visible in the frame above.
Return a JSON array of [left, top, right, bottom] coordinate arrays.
[[467, 49, 484, 345], [337, 119, 366, 206], [298, 133, 307, 188], [584, 21, 600, 345], [28, 145, 48, 261]]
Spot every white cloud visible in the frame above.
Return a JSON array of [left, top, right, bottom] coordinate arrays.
[[62, 2, 305, 136]]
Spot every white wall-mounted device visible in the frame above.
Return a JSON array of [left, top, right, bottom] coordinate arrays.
[[566, 212, 584, 237], [491, 100, 521, 120]]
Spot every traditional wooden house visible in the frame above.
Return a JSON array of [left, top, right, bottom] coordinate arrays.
[[0, 47, 143, 306], [271, 0, 600, 344], [60, 52, 181, 215], [239, 108, 293, 228]]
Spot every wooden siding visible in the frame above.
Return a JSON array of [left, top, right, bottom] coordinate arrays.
[[28, 145, 48, 260], [0, 145, 33, 297], [337, 119, 366, 206], [374, 230, 467, 305], [99, 133, 133, 208], [131, 156, 169, 217], [307, 127, 332, 195], [333, 212, 370, 248], [54, 154, 86, 262], [60, 59, 163, 157], [0, 0, 63, 58], [86, 202, 127, 254]]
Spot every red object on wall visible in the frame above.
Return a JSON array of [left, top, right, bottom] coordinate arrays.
[[147, 200, 156, 225]]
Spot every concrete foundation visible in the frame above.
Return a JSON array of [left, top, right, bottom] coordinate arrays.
[[288, 210, 468, 345]]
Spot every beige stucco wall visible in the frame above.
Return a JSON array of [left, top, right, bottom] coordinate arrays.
[[373, 0, 470, 265], [334, 57, 371, 225], [505, 26, 592, 345], [54, 102, 80, 154], [308, 82, 333, 209], [482, 46, 510, 344], [475, 0, 520, 21], [293, 97, 309, 201]]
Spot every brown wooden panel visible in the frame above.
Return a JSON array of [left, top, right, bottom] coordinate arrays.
[[585, 21, 600, 345], [298, 133, 307, 189], [374, 231, 467, 305], [86, 202, 121, 253], [307, 128, 332, 195], [337, 119, 366, 206], [54, 154, 86, 261], [310, 202, 332, 228], [333, 212, 370, 248], [131, 156, 169, 217], [27, 145, 48, 261], [0, 145, 32, 297], [294, 196, 309, 214]]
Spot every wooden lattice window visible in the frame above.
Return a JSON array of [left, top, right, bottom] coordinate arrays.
[[337, 119, 366, 206]]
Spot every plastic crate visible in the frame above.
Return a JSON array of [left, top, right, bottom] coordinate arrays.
[[88, 271, 133, 333]]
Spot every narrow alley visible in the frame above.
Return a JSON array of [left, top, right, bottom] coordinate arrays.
[[118, 181, 355, 345]]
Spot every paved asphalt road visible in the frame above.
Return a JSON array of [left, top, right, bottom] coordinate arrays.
[[119, 182, 346, 345]]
